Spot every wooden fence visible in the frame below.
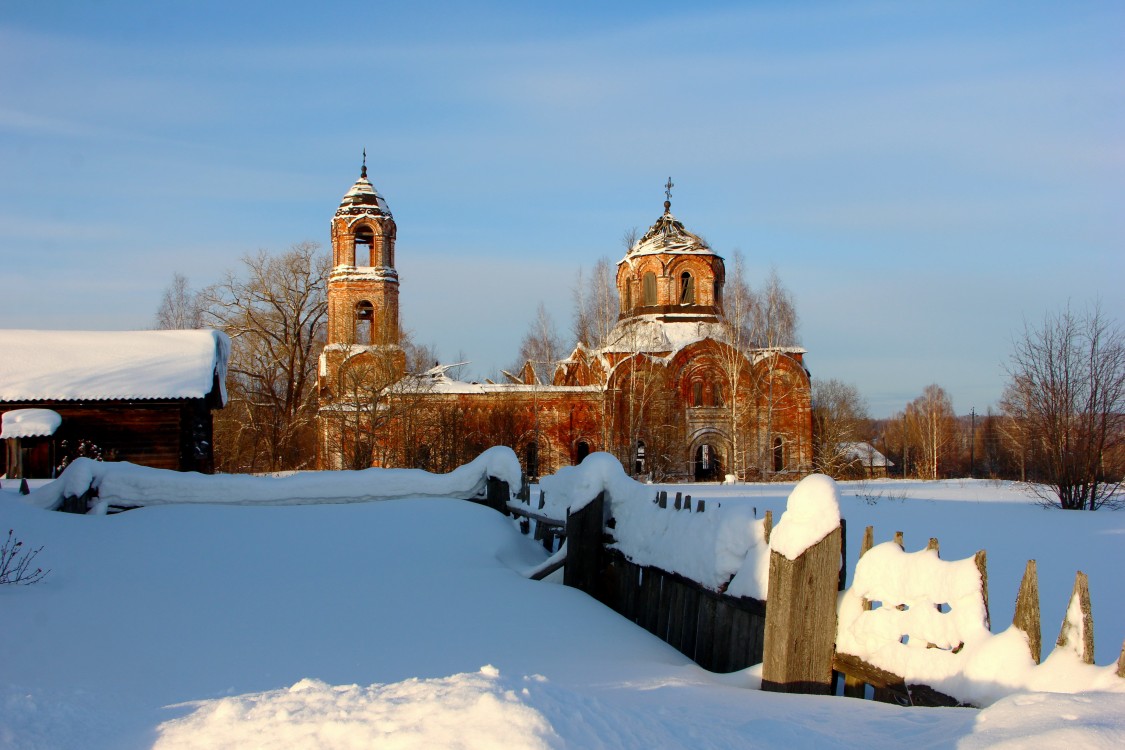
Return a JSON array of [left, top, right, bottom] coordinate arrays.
[[519, 484, 1125, 706]]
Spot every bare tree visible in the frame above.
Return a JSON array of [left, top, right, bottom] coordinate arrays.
[[154, 272, 204, 330], [1002, 303, 1125, 510], [571, 257, 619, 350], [906, 384, 956, 480], [749, 268, 801, 473], [621, 227, 639, 252], [714, 250, 756, 478], [513, 302, 562, 384], [329, 341, 415, 470], [199, 243, 329, 472], [812, 379, 871, 477]]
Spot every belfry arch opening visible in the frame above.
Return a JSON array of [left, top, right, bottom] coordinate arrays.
[[680, 272, 694, 304], [354, 226, 374, 266], [354, 300, 374, 344]]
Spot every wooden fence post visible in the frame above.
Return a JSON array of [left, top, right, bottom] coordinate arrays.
[[844, 526, 876, 699], [564, 492, 606, 599], [485, 477, 509, 515], [1056, 571, 1094, 664], [761, 523, 843, 695], [1013, 559, 1041, 663]]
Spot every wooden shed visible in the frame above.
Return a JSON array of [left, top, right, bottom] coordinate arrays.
[[0, 330, 229, 476]]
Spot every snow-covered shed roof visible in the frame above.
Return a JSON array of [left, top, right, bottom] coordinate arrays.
[[0, 330, 230, 404], [1, 408, 62, 439], [839, 442, 893, 468]]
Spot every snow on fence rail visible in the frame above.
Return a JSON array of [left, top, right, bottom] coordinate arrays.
[[23, 447, 523, 514], [835, 529, 1125, 707], [529, 453, 1125, 707]]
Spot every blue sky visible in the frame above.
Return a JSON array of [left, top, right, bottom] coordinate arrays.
[[2, 1, 1121, 417]]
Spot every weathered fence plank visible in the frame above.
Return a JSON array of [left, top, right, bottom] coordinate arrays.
[[1013, 559, 1042, 663], [1056, 571, 1094, 664], [563, 492, 605, 596], [761, 524, 843, 695]]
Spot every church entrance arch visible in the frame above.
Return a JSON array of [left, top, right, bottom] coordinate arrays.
[[693, 444, 722, 481], [687, 429, 729, 482]]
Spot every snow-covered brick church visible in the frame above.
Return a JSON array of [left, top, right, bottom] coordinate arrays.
[[317, 165, 812, 481]]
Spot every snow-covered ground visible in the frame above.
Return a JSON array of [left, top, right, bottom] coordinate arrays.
[[1, 470, 1123, 748]]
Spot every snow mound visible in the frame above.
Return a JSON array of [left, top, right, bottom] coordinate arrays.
[[961, 691, 1125, 749], [768, 473, 841, 560], [0, 408, 61, 439], [24, 446, 522, 511], [154, 668, 560, 750]]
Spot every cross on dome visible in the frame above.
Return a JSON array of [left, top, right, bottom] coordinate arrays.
[[664, 176, 674, 213], [361, 148, 368, 179]]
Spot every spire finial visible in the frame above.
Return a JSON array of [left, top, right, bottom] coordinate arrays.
[[664, 176, 674, 212], [361, 148, 367, 179]]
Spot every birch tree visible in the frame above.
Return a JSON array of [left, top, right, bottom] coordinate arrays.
[[571, 257, 619, 351], [905, 384, 956, 480], [750, 268, 800, 473], [154, 272, 204, 330]]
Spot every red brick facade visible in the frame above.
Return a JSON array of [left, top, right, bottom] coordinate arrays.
[[317, 173, 812, 481]]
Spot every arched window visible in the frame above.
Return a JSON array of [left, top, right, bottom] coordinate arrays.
[[714, 279, 722, 310], [634, 440, 646, 475], [642, 272, 657, 307], [680, 272, 694, 304], [355, 227, 374, 266], [576, 440, 590, 464], [711, 382, 723, 407], [773, 436, 785, 473], [355, 300, 374, 344], [692, 381, 704, 407], [624, 279, 632, 311]]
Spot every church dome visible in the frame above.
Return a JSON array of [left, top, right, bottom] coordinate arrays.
[[335, 162, 392, 221], [627, 199, 713, 258]]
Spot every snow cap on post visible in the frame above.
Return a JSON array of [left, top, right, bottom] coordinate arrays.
[[769, 474, 842, 561]]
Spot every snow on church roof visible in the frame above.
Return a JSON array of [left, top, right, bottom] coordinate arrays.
[[625, 202, 715, 259], [335, 165, 392, 220], [0, 330, 230, 404]]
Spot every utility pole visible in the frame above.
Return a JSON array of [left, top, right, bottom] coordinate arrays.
[[969, 407, 976, 479], [902, 411, 908, 478]]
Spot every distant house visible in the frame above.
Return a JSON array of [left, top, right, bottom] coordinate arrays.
[[838, 441, 894, 478], [0, 330, 229, 477]]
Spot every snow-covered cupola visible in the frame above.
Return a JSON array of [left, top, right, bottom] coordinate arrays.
[[615, 178, 726, 323]]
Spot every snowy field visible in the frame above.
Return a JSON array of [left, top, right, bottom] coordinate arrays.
[[1, 470, 1123, 749]]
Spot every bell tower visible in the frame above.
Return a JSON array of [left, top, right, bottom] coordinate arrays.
[[327, 154, 401, 347]]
